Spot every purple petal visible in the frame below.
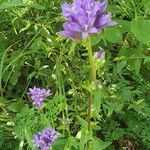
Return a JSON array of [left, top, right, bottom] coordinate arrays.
[[95, 48, 105, 59], [33, 128, 58, 150], [28, 87, 52, 109], [63, 22, 82, 32], [99, 0, 108, 13], [106, 21, 118, 27], [82, 32, 89, 39], [61, 0, 117, 40], [95, 13, 111, 28], [61, 30, 80, 39], [61, 2, 72, 18], [89, 27, 98, 33]]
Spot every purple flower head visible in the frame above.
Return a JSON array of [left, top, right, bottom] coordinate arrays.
[[94, 48, 105, 60], [33, 128, 58, 150], [61, 0, 117, 40], [28, 86, 52, 109]]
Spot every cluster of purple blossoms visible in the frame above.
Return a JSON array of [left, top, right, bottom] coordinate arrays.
[[28, 86, 52, 109], [61, 0, 117, 39], [33, 128, 58, 150]]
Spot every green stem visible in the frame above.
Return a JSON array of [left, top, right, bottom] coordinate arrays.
[[85, 37, 96, 131], [86, 37, 96, 82], [85, 37, 96, 150], [38, 109, 48, 127]]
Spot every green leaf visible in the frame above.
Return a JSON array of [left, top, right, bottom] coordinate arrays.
[[45, 94, 66, 121], [30, 3, 45, 10], [91, 90, 102, 118], [7, 101, 24, 112], [92, 139, 111, 150], [9, 70, 21, 85], [77, 116, 88, 129], [116, 60, 126, 75], [0, 96, 7, 104], [78, 129, 91, 150], [144, 57, 150, 64], [25, 128, 35, 150], [104, 28, 122, 43], [117, 20, 130, 33], [130, 17, 150, 44], [19, 21, 31, 33], [64, 137, 79, 150], [134, 59, 142, 75], [30, 38, 44, 51], [91, 33, 102, 46], [52, 139, 67, 150], [0, 132, 4, 147], [0, 1, 25, 10], [18, 140, 24, 150]]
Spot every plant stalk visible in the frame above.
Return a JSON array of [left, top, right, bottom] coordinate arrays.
[[86, 37, 96, 82], [85, 37, 96, 150], [85, 37, 96, 131]]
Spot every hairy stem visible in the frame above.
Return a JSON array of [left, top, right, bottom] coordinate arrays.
[[86, 37, 96, 82], [85, 37, 96, 149]]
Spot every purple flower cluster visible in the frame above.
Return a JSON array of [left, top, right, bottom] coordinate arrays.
[[33, 128, 58, 150], [29, 86, 52, 109], [61, 0, 117, 39]]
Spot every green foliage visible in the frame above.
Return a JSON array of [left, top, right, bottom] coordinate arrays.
[[0, 0, 150, 149], [13, 105, 38, 140], [130, 17, 150, 44], [104, 28, 122, 43], [91, 139, 111, 150]]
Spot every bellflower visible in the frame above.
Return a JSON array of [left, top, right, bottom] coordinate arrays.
[[28, 86, 52, 109], [94, 48, 105, 60], [33, 128, 58, 150], [94, 48, 105, 70], [61, 0, 117, 39]]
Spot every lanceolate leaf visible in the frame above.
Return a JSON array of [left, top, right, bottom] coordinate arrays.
[[92, 139, 111, 150]]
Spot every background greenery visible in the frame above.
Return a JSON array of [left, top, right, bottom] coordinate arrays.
[[0, 0, 150, 149]]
